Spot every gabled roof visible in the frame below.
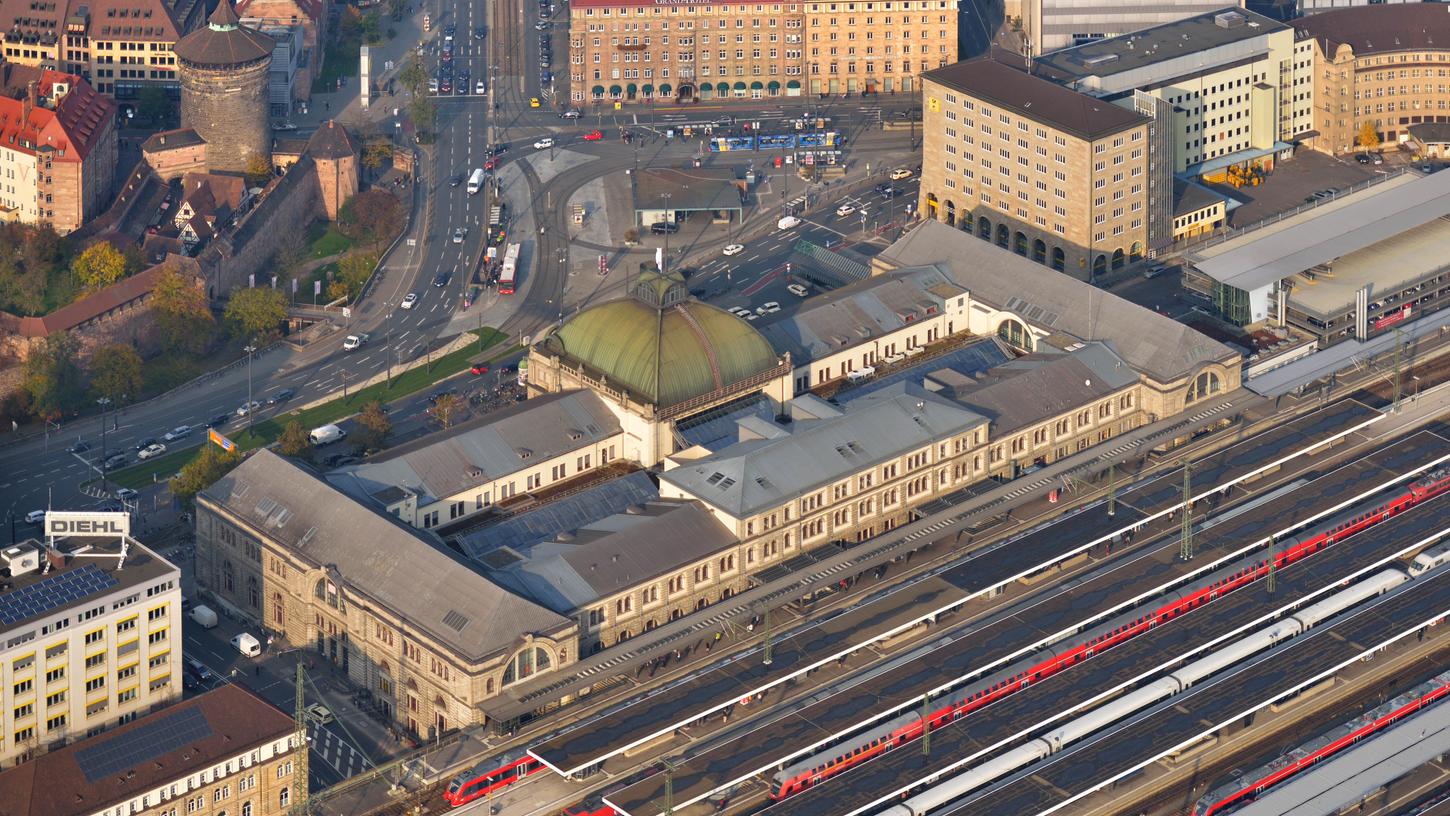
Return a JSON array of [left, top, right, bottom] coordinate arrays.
[[0, 685, 292, 816], [660, 384, 986, 519], [203, 450, 573, 662], [0, 70, 113, 162], [935, 342, 1139, 436], [881, 221, 1240, 383], [0, 256, 201, 337], [181, 171, 245, 211], [236, 0, 325, 25]]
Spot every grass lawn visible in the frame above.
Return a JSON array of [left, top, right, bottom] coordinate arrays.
[[313, 32, 362, 94], [308, 222, 354, 258], [297, 261, 339, 304], [101, 328, 511, 489]]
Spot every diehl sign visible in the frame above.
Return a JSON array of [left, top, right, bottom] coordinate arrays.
[[45, 511, 130, 539]]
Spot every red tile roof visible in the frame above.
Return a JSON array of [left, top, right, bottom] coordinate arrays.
[[0, 685, 295, 816], [0, 254, 201, 337], [0, 70, 115, 163], [235, 0, 325, 25]]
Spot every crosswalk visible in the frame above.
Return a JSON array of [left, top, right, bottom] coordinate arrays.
[[309, 723, 371, 778]]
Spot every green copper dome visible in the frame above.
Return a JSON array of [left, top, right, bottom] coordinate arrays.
[[545, 270, 778, 408]]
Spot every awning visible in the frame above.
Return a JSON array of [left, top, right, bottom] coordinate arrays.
[[641, 84, 654, 94], [733, 81, 746, 91], [787, 79, 801, 89], [659, 83, 673, 95], [591, 85, 605, 96], [626, 83, 638, 94], [609, 84, 622, 96], [767, 80, 780, 90], [750, 81, 763, 90], [715, 82, 730, 93]]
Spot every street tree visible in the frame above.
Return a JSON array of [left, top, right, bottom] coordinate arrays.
[[363, 137, 394, 170], [398, 53, 427, 97], [356, 399, 392, 449], [432, 393, 464, 429], [224, 286, 288, 340], [89, 343, 143, 404], [1358, 121, 1381, 149], [277, 420, 312, 458], [151, 264, 215, 354], [169, 444, 243, 507], [340, 189, 404, 247], [21, 331, 84, 421], [73, 242, 128, 289], [410, 94, 437, 136], [329, 251, 377, 301]]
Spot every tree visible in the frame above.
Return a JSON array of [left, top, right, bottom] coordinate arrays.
[[1358, 121, 1381, 149], [431, 393, 464, 429], [409, 94, 437, 135], [169, 444, 243, 506], [363, 137, 394, 170], [277, 420, 312, 458], [73, 242, 127, 290], [136, 86, 173, 124], [398, 52, 427, 97], [356, 399, 391, 449], [244, 153, 273, 186], [21, 332, 84, 421], [89, 344, 143, 404], [151, 264, 214, 355], [224, 286, 288, 340], [339, 189, 403, 248], [270, 229, 309, 299]]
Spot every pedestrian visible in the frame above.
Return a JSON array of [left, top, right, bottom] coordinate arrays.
[[255, 665, 261, 676]]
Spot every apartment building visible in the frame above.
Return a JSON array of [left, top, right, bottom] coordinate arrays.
[[1034, 8, 1314, 175], [1291, 4, 1450, 155], [197, 451, 580, 736], [0, 0, 206, 103], [0, 534, 181, 768], [0, 684, 301, 816], [565, 0, 955, 104], [0, 66, 118, 233], [919, 55, 1163, 279]]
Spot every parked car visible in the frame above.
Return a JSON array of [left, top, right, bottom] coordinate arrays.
[[1356, 153, 1371, 165], [650, 221, 679, 234], [756, 301, 781, 315], [137, 443, 167, 460], [535, 19, 550, 30], [162, 425, 191, 442]]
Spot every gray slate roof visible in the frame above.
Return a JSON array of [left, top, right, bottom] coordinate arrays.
[[487, 500, 737, 614], [759, 267, 965, 365], [932, 342, 1139, 436], [201, 451, 571, 662], [456, 471, 659, 562], [661, 383, 987, 519], [327, 390, 620, 507], [883, 221, 1239, 383]]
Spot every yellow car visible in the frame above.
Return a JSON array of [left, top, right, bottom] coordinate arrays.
[[530, 97, 541, 108]]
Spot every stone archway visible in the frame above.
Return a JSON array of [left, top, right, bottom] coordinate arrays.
[[995, 224, 1009, 248], [977, 215, 991, 240], [944, 200, 956, 227], [1092, 254, 1107, 277], [1032, 238, 1047, 264], [1013, 231, 1028, 256], [925, 192, 939, 217], [1051, 246, 1065, 271], [1111, 248, 1125, 270]]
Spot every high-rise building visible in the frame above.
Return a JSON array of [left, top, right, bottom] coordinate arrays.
[[0, 533, 181, 768]]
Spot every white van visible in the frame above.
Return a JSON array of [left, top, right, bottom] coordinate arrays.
[[466, 168, 486, 195], [309, 424, 347, 446], [231, 632, 262, 657], [777, 215, 802, 230], [189, 605, 218, 629]]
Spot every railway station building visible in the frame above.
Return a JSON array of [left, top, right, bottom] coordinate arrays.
[[0, 684, 301, 816], [1183, 169, 1450, 345], [196, 451, 580, 740]]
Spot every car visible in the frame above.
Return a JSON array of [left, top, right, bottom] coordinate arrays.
[[728, 306, 752, 317], [470, 364, 490, 375], [342, 333, 370, 351], [427, 388, 459, 405], [449, 173, 463, 187], [757, 301, 781, 315], [530, 97, 541, 108], [541, 70, 554, 83], [535, 19, 550, 30], [67, 440, 90, 454], [1373, 154, 1384, 165], [745, 312, 759, 321], [137, 443, 167, 460], [104, 453, 129, 470], [650, 221, 679, 234], [115, 488, 138, 501], [440, 78, 452, 94], [235, 401, 261, 416], [1356, 153, 1371, 165], [489, 143, 509, 156], [1143, 263, 1170, 280], [714, 116, 734, 126], [561, 109, 581, 119], [777, 215, 802, 230], [483, 156, 500, 172], [206, 414, 230, 429], [722, 243, 745, 256], [433, 272, 452, 287], [24, 510, 46, 525], [540, 56, 552, 67], [429, 78, 439, 93], [889, 168, 913, 180], [184, 658, 215, 684], [453, 226, 468, 243], [534, 137, 555, 149], [444, 23, 456, 35], [455, 81, 468, 95], [582, 129, 603, 141], [835, 204, 856, 217], [475, 79, 486, 94], [401, 292, 419, 309], [270, 121, 297, 132], [787, 283, 810, 297], [162, 425, 191, 442], [268, 388, 295, 405], [474, 25, 486, 38], [134, 437, 158, 452]]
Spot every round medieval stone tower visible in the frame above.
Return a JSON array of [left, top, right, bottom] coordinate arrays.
[[174, 0, 273, 174]]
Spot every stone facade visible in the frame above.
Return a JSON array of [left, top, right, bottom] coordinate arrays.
[[311, 150, 358, 221], [178, 56, 271, 174], [197, 155, 319, 295], [141, 129, 210, 180]]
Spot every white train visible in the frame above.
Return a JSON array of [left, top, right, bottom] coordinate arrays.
[[880, 565, 1425, 816]]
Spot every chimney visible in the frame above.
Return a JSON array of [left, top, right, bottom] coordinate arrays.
[[22, 80, 36, 122]]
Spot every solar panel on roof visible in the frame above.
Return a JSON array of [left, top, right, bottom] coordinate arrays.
[[0, 564, 119, 626], [74, 706, 212, 784]]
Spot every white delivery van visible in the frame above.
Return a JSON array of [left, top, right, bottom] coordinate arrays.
[[309, 424, 347, 446], [467, 168, 486, 195], [189, 605, 218, 629], [777, 215, 802, 230], [231, 632, 262, 657]]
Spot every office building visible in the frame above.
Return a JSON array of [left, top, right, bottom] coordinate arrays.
[[1022, 0, 1233, 54]]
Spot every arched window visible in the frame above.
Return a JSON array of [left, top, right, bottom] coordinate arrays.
[[1186, 371, 1221, 404], [223, 561, 234, 592], [246, 576, 259, 610], [314, 579, 342, 611], [996, 319, 1034, 352], [1111, 248, 1125, 270], [501, 647, 553, 687], [977, 215, 991, 240]]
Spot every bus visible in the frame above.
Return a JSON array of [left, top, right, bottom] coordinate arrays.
[[499, 242, 520, 294]]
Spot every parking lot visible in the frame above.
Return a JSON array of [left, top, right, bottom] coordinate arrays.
[[1209, 149, 1384, 227]]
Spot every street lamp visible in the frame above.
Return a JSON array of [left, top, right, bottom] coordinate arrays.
[[243, 343, 257, 432], [662, 192, 672, 264], [96, 396, 111, 496]]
